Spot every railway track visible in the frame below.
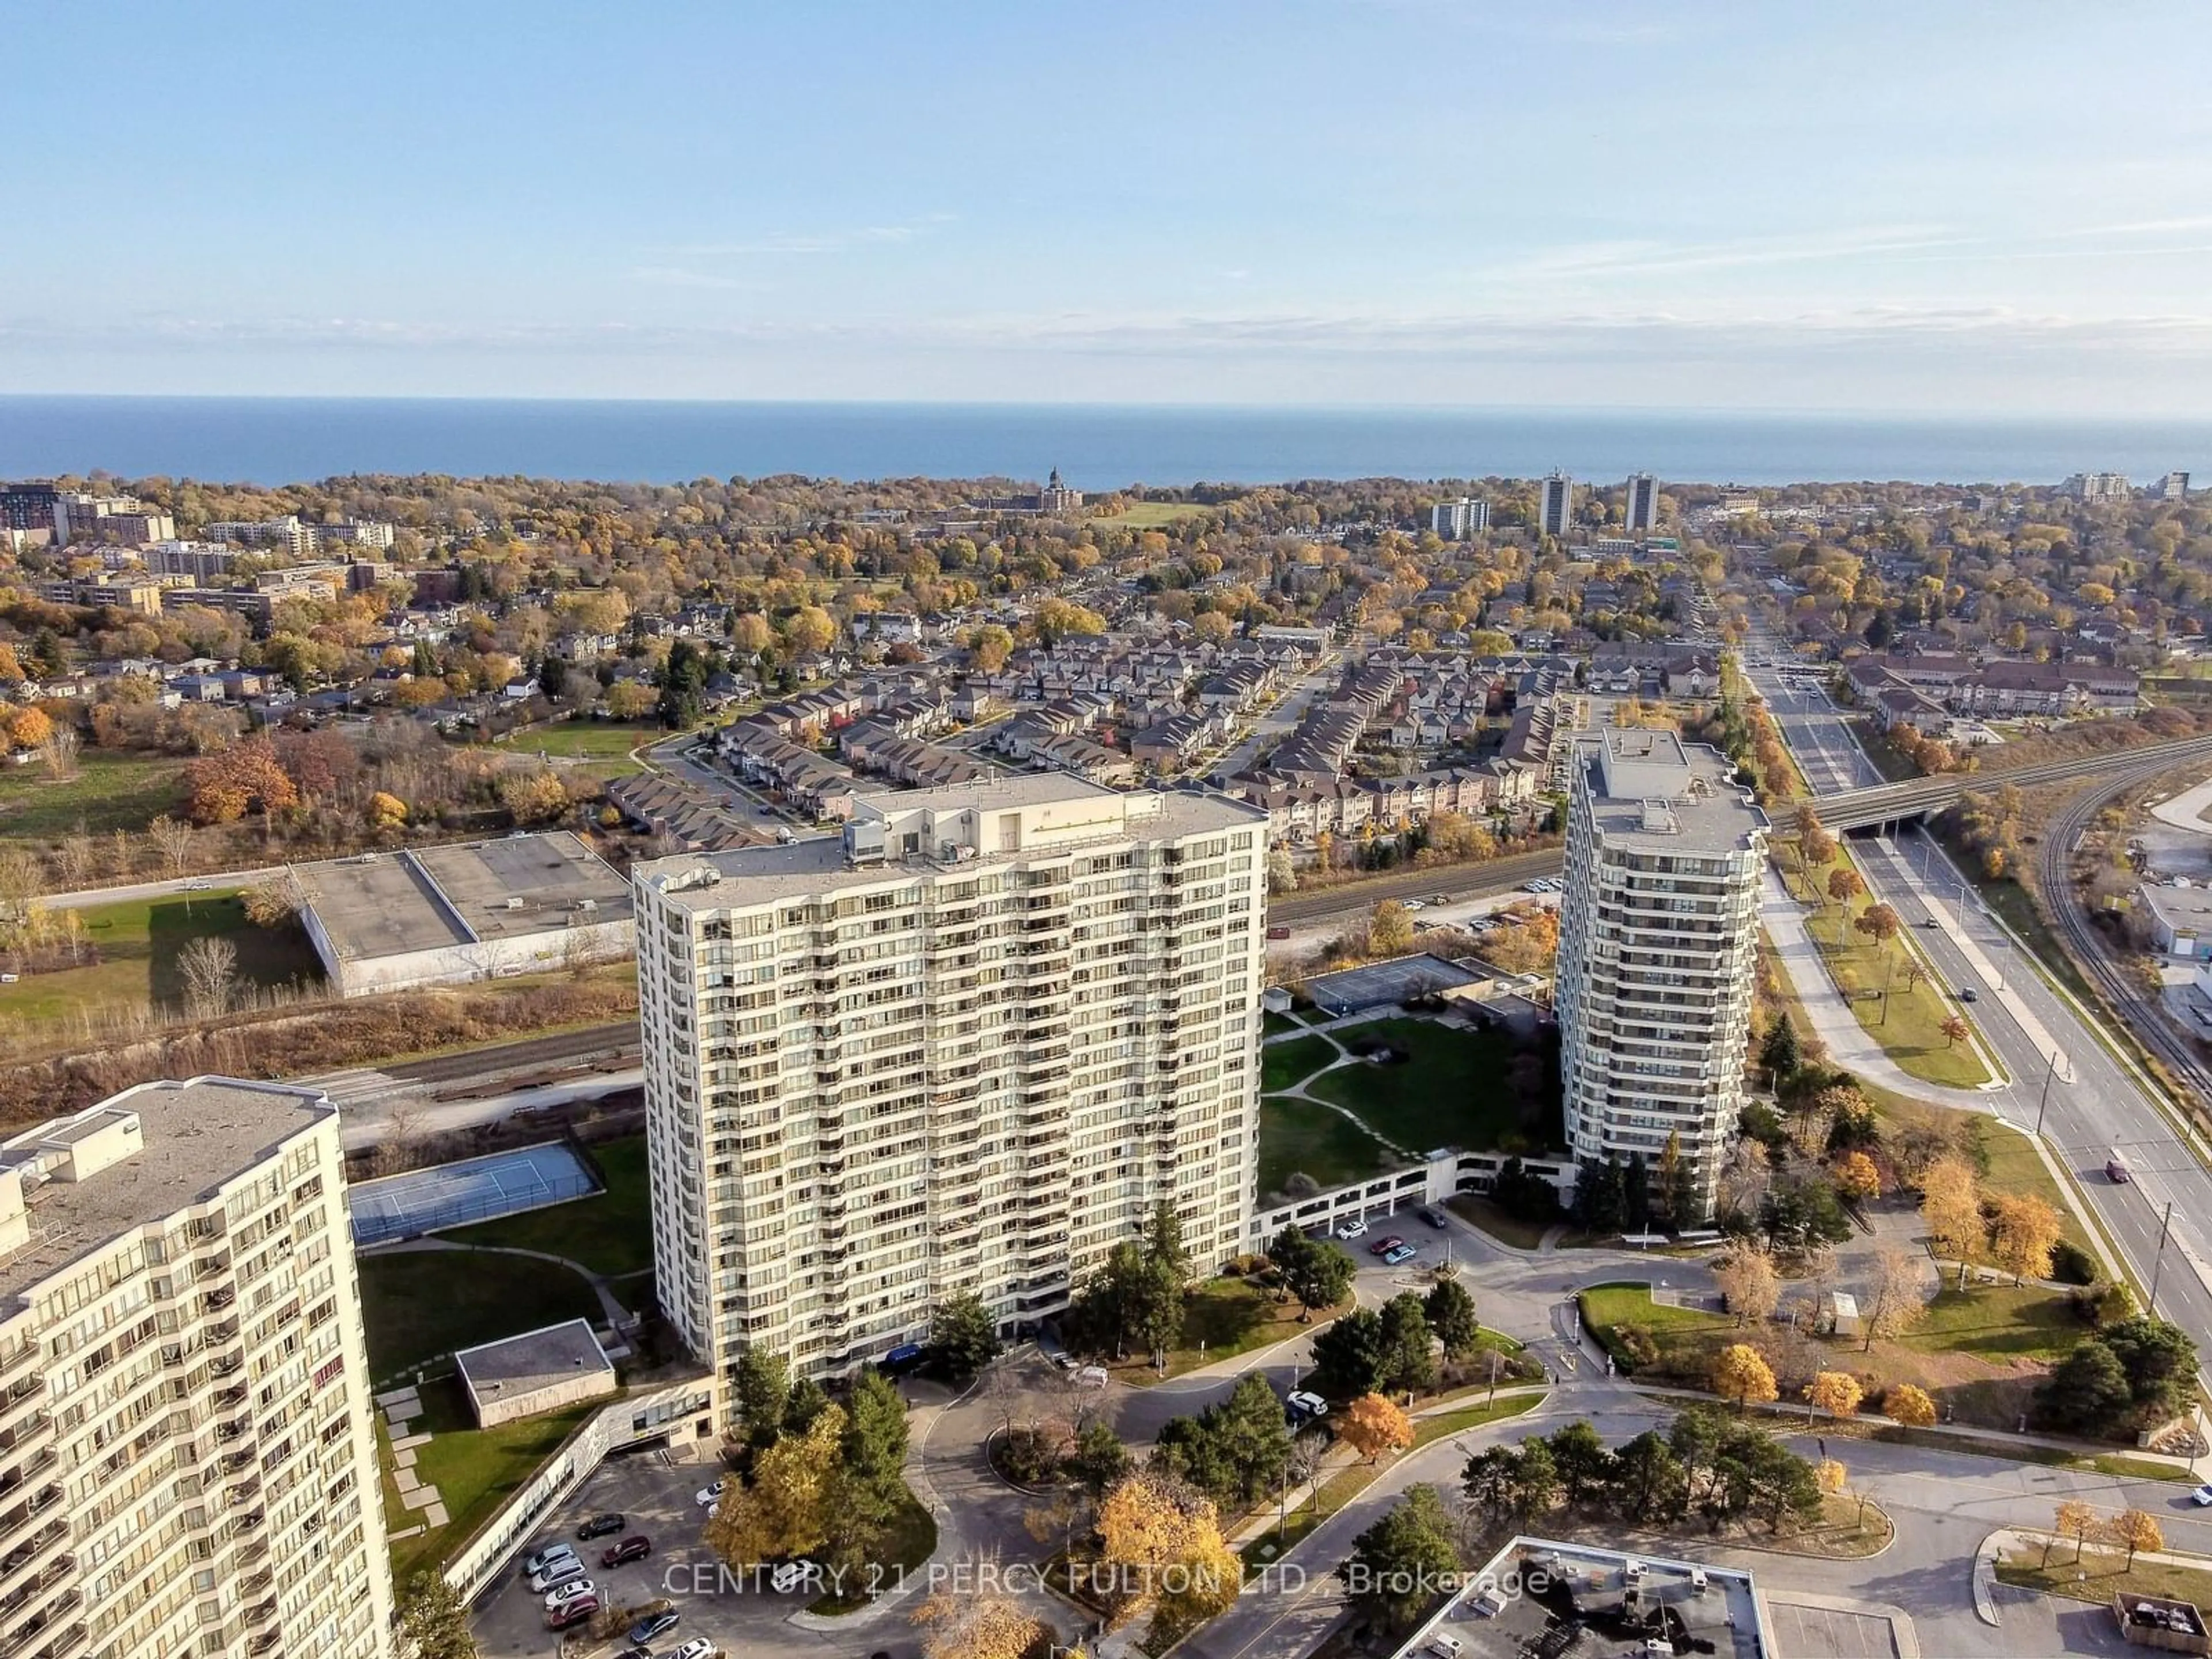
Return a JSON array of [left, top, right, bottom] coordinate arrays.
[[2036, 752, 2212, 1107]]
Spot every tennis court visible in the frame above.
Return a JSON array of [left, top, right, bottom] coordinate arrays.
[[350, 1141, 600, 1248]]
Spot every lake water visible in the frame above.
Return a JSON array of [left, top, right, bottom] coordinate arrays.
[[0, 396, 2205, 490]]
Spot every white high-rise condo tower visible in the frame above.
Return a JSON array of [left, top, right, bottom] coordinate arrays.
[[0, 1078, 394, 1659], [1539, 473, 1574, 538], [633, 775, 1269, 1404], [1554, 730, 1768, 1218], [1430, 498, 1490, 540], [1623, 473, 1659, 535]]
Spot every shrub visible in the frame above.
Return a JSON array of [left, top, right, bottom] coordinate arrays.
[[2050, 1239, 2098, 1287], [1611, 1324, 1660, 1375]]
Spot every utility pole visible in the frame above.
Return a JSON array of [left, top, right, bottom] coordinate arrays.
[[2033, 1049, 2061, 1138], [2150, 1202, 2175, 1319]]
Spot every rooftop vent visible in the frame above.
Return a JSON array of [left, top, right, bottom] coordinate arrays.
[[1639, 800, 1679, 834]]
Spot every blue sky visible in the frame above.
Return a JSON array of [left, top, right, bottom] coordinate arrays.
[[6, 1, 2211, 411]]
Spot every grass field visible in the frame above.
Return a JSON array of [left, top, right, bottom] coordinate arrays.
[[0, 750, 188, 838], [381, 1377, 600, 1582], [1090, 501, 1213, 528], [498, 719, 656, 771], [0, 887, 324, 1026], [1262, 1033, 1339, 1094], [1257, 1096, 1396, 1196], [1779, 840, 1993, 1088], [1445, 1193, 1556, 1251], [440, 1134, 653, 1277], [1304, 1017, 1551, 1154], [359, 1247, 605, 1381], [1577, 1282, 1734, 1377]]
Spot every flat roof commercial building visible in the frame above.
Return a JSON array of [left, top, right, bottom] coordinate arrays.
[[1554, 729, 1767, 1217], [0, 1078, 393, 1659], [634, 775, 1268, 1401], [292, 830, 634, 997]]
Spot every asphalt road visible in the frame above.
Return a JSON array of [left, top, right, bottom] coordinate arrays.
[[1734, 641, 2212, 1380]]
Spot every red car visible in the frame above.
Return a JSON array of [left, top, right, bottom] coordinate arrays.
[[1367, 1235, 1404, 1257], [546, 1594, 599, 1631], [602, 1535, 651, 1567]]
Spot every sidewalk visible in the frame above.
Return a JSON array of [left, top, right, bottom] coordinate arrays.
[[1760, 870, 1997, 1106]]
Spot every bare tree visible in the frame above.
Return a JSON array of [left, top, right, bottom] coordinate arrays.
[[54, 828, 96, 893], [177, 935, 240, 1019], [0, 847, 43, 938], [107, 828, 135, 880], [147, 816, 195, 878], [40, 728, 80, 782]]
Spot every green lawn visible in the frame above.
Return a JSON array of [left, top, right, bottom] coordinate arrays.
[[1261, 1034, 1339, 1094], [1105, 1276, 1349, 1382], [440, 1135, 653, 1277], [1258, 1096, 1395, 1196], [1304, 1017, 1555, 1155], [359, 1247, 605, 1381], [0, 749, 188, 838], [382, 1377, 601, 1582], [1578, 1281, 1734, 1380], [1262, 1009, 1309, 1040], [1780, 842, 1993, 1089], [0, 887, 323, 1027], [1896, 1284, 2080, 1363], [501, 719, 656, 771]]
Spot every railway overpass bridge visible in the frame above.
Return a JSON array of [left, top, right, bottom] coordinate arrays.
[[1815, 733, 2212, 832]]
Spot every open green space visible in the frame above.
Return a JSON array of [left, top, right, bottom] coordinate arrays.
[[1577, 1281, 1733, 1377], [1262, 1009, 1308, 1040], [1304, 1017, 1554, 1155], [0, 887, 323, 1027], [380, 1376, 601, 1582], [359, 1247, 604, 1381], [1779, 841, 1993, 1088], [501, 719, 655, 771], [0, 749, 188, 839], [1091, 501, 1214, 529], [1262, 1033, 1339, 1093], [440, 1135, 654, 1278], [1894, 1283, 2080, 1364], [1257, 1096, 1395, 1196]]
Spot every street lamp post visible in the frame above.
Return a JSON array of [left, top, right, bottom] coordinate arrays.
[[2033, 1050, 2061, 1139], [2150, 1202, 2176, 1319]]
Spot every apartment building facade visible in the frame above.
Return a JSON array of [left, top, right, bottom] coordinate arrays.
[[1554, 730, 1767, 1218], [633, 775, 1268, 1399], [0, 1078, 392, 1659]]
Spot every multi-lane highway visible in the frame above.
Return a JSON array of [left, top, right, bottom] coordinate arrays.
[[1732, 641, 2212, 1373]]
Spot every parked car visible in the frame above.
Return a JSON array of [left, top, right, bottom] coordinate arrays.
[[529, 1559, 588, 1595], [694, 1478, 727, 1508], [770, 1560, 820, 1594], [601, 1535, 652, 1567], [544, 1578, 598, 1611], [1383, 1244, 1418, 1266], [1266, 924, 1292, 940], [575, 1512, 626, 1540], [2192, 1483, 2212, 1506], [1416, 1206, 1447, 1229], [1286, 1390, 1330, 1421], [628, 1609, 682, 1645], [523, 1543, 578, 1579], [547, 1594, 600, 1631], [666, 1641, 719, 1659], [1334, 1219, 1368, 1240], [1402, 899, 1426, 911], [1429, 894, 1453, 905], [1367, 1235, 1404, 1256]]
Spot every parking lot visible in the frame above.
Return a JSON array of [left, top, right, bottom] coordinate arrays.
[[471, 1447, 926, 1659]]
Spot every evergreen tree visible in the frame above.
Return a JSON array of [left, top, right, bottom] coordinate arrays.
[[1573, 1154, 1629, 1233], [1346, 1485, 1462, 1636], [1422, 1277, 1482, 1361], [1759, 1015, 1802, 1082], [733, 1348, 790, 1449], [396, 1570, 478, 1659], [926, 1290, 1001, 1381], [839, 1367, 911, 1502], [1309, 1307, 1387, 1397], [1376, 1293, 1439, 1396]]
